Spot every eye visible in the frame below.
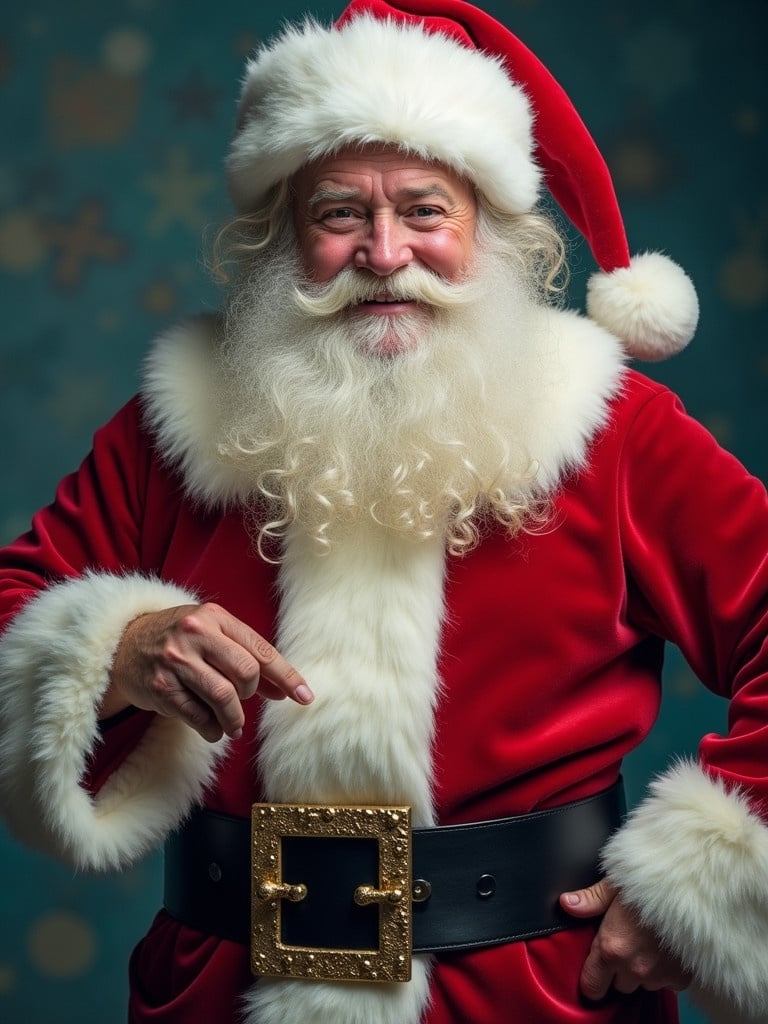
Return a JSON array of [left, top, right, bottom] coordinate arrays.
[[406, 205, 446, 226], [315, 206, 364, 232], [323, 207, 355, 220]]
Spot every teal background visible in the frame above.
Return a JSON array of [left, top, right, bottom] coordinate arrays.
[[0, 1, 766, 1021]]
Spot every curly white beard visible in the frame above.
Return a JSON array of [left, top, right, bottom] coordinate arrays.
[[214, 231, 552, 554]]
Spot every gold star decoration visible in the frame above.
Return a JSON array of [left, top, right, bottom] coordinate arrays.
[[142, 146, 216, 234], [42, 200, 126, 288]]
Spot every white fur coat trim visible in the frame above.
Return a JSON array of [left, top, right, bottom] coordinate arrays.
[[142, 309, 625, 513], [0, 571, 226, 870], [244, 523, 445, 1024], [602, 760, 768, 1022]]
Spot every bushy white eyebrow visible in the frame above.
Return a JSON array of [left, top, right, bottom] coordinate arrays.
[[308, 185, 361, 206]]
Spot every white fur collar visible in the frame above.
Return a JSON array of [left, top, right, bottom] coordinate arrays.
[[140, 307, 625, 511]]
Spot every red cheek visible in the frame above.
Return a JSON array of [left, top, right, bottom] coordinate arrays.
[[302, 237, 356, 283]]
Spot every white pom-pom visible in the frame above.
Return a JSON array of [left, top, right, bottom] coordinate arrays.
[[586, 251, 699, 361]]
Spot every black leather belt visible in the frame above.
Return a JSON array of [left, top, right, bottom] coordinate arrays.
[[164, 779, 625, 976]]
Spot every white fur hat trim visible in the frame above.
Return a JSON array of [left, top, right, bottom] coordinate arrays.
[[227, 15, 540, 216]]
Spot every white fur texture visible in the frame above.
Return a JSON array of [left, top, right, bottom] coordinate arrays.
[[602, 760, 768, 1020], [242, 963, 433, 1024], [142, 310, 625, 514], [586, 252, 699, 361], [261, 524, 446, 820], [227, 14, 539, 216], [0, 571, 226, 870], [242, 524, 445, 1023], [142, 314, 230, 505]]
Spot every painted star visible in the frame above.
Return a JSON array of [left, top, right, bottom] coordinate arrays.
[[42, 200, 126, 288], [142, 146, 216, 234]]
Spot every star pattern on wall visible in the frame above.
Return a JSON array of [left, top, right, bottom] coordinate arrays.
[[42, 200, 126, 288], [0, 9, 764, 1024], [142, 146, 216, 234]]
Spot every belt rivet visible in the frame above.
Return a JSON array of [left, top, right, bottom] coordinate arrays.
[[476, 873, 496, 899], [412, 878, 432, 903], [208, 862, 222, 883]]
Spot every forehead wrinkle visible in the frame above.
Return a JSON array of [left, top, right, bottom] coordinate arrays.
[[308, 182, 457, 209], [399, 184, 455, 203]]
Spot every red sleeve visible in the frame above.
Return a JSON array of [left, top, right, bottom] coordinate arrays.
[[0, 397, 161, 787], [619, 387, 768, 810], [0, 396, 155, 629]]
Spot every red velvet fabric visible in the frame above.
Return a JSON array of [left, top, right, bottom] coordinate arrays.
[[2, 369, 767, 1021], [336, 0, 631, 272]]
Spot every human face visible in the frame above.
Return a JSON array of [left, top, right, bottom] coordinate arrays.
[[292, 145, 478, 315]]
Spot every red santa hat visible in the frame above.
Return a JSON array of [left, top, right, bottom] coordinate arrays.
[[227, 0, 699, 361]]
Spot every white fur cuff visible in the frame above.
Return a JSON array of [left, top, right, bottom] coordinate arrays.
[[602, 760, 768, 1020], [0, 571, 226, 870]]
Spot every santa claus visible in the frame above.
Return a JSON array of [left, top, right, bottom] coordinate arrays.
[[1, 1, 767, 1023]]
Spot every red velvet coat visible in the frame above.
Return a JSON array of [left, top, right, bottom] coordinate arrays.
[[1, 368, 767, 1023]]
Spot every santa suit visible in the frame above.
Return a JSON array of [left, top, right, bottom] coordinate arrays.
[[0, 310, 767, 1024]]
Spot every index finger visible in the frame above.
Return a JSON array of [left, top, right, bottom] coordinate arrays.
[[222, 616, 314, 705], [580, 946, 614, 1002]]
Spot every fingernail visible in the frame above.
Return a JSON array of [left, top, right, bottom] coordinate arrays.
[[295, 684, 314, 704], [563, 893, 581, 906], [231, 727, 243, 740]]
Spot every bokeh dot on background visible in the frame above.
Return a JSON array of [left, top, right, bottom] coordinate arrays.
[[27, 913, 97, 978], [0, 965, 15, 994]]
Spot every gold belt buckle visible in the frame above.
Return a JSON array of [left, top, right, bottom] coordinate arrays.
[[251, 803, 413, 983]]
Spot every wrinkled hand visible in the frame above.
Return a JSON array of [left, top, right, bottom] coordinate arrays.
[[103, 603, 313, 742], [559, 879, 691, 1000]]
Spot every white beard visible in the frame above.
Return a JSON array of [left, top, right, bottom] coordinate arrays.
[[213, 232, 553, 553]]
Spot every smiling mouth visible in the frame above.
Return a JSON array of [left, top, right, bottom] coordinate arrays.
[[357, 295, 415, 309]]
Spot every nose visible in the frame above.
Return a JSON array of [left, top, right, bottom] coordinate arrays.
[[354, 214, 413, 276]]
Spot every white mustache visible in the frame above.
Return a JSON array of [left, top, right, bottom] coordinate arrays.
[[291, 265, 483, 319]]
